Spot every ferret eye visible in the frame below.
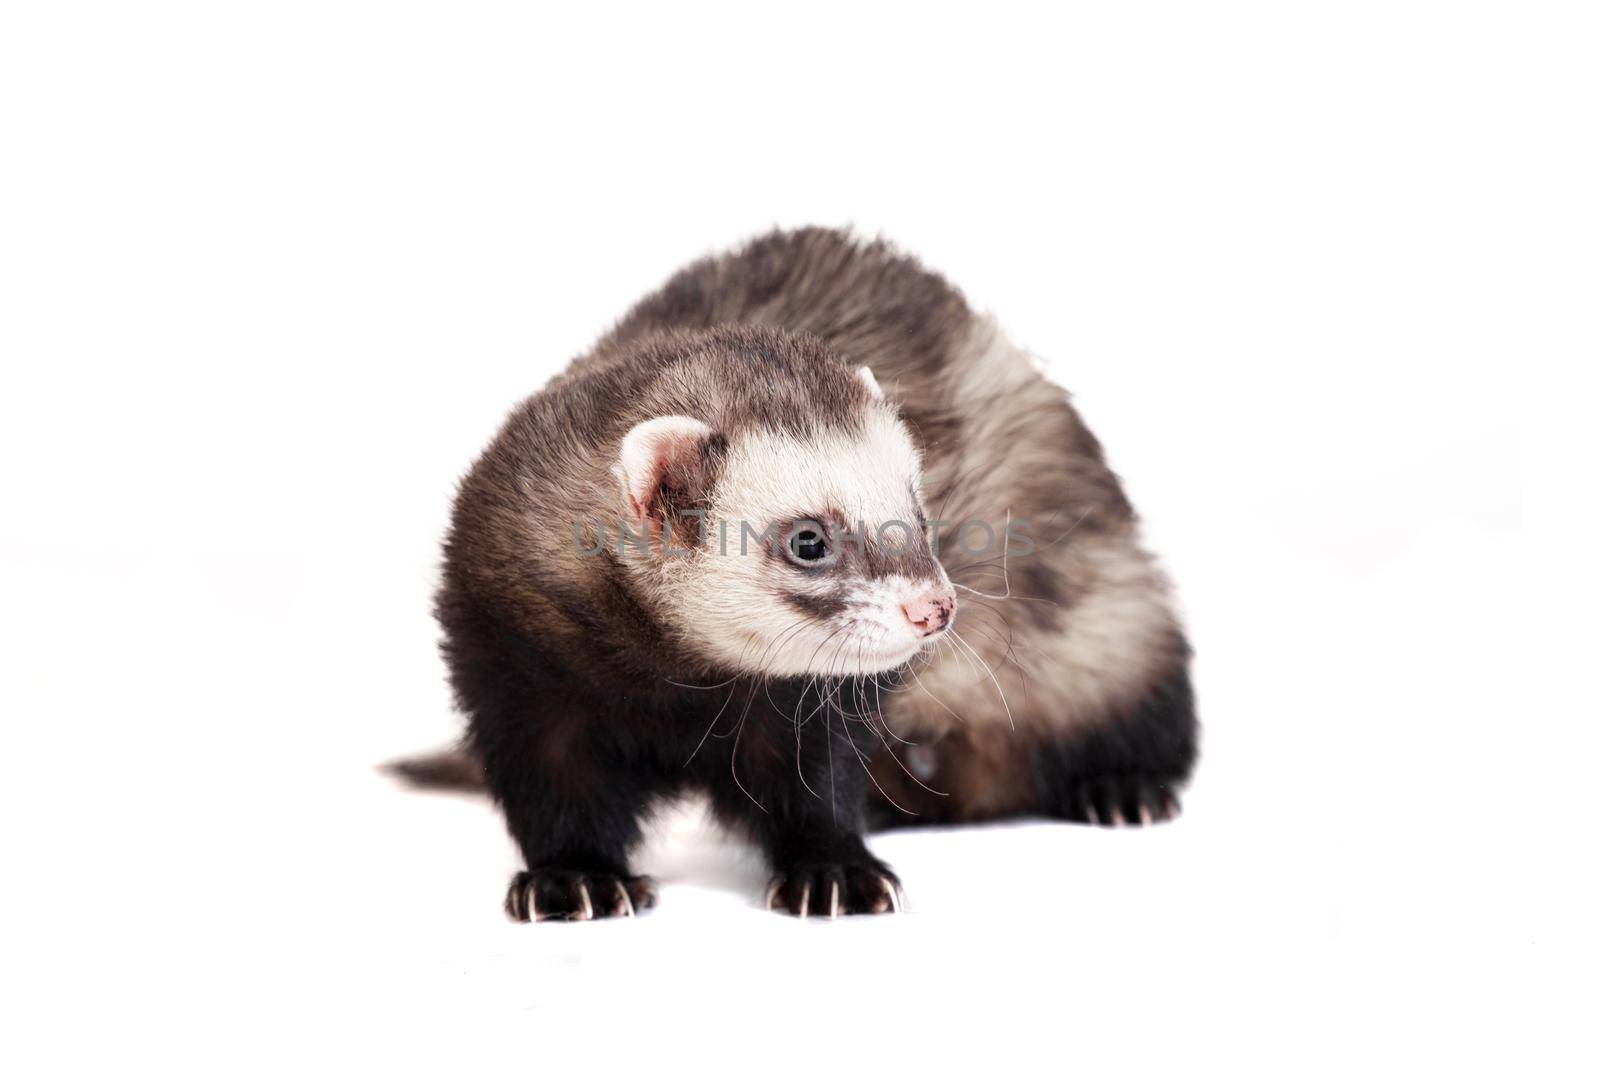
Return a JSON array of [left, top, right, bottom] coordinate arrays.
[[786, 525, 831, 566]]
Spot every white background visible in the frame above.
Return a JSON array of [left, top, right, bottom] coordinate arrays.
[[2, 2, 1593, 1063]]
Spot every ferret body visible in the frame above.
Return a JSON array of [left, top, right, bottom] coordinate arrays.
[[394, 229, 1197, 920]]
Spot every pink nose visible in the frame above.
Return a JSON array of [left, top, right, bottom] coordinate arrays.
[[902, 593, 955, 637]]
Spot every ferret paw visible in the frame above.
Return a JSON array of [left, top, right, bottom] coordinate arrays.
[[504, 869, 657, 922], [764, 861, 903, 918], [1067, 774, 1182, 827]]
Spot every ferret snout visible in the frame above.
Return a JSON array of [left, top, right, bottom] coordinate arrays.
[[902, 592, 955, 637]]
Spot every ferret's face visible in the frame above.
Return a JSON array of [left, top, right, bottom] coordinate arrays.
[[666, 404, 957, 678]]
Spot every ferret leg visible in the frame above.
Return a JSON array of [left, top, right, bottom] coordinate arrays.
[[706, 706, 902, 917], [736, 796, 904, 918], [493, 784, 660, 922], [473, 709, 661, 923], [1032, 662, 1198, 826]]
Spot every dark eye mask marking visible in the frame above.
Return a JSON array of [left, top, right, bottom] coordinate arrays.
[[782, 588, 849, 621]]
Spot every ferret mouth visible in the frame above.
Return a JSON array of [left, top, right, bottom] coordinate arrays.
[[728, 620, 944, 678], [851, 647, 925, 674], [832, 630, 939, 676]]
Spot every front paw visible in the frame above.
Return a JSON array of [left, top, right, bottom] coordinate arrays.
[[765, 860, 903, 918], [504, 869, 657, 922]]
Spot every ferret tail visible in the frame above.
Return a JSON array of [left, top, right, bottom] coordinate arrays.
[[381, 744, 486, 793]]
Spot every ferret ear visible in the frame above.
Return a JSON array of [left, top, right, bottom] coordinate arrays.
[[613, 416, 718, 524], [857, 365, 885, 400]]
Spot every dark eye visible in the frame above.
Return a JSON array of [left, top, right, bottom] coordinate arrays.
[[787, 525, 831, 566]]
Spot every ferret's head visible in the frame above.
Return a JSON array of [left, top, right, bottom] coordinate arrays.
[[608, 331, 956, 678]]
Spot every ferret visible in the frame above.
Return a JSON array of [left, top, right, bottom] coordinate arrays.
[[389, 228, 1197, 920]]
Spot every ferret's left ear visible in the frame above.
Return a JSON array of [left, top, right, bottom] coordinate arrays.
[[857, 365, 885, 400], [613, 416, 719, 525]]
